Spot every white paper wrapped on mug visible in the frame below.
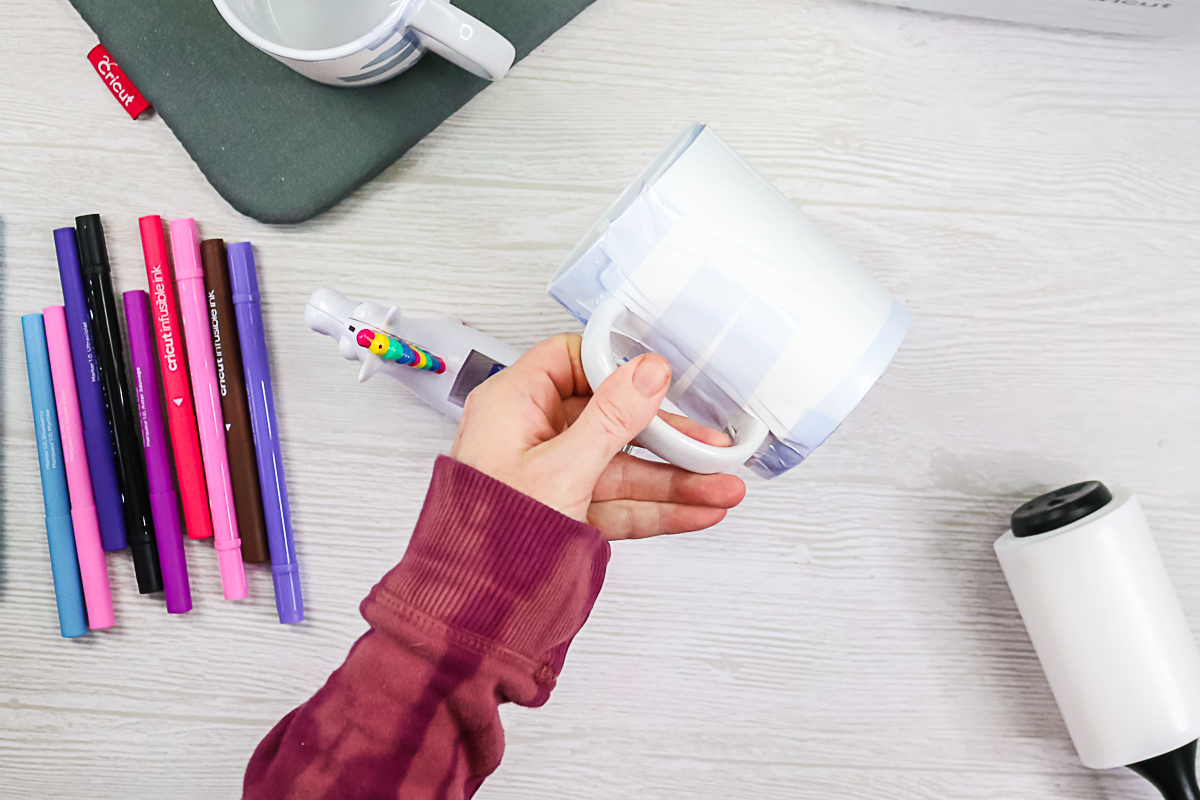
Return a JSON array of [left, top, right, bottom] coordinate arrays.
[[549, 124, 910, 478]]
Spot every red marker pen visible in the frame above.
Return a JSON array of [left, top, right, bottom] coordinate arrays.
[[139, 215, 213, 540]]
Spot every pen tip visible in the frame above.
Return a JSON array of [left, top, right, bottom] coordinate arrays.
[[74, 215, 108, 267]]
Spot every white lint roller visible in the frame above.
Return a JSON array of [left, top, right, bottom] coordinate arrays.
[[996, 481, 1200, 799]]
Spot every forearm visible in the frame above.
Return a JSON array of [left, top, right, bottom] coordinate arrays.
[[243, 456, 610, 800]]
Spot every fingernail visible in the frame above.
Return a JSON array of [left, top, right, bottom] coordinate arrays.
[[633, 355, 671, 397]]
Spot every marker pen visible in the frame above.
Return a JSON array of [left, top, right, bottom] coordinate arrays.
[[22, 314, 87, 638], [170, 218, 247, 600], [200, 239, 269, 564], [75, 214, 163, 594], [43, 306, 115, 630], [138, 216, 213, 541], [54, 228, 126, 552], [229, 243, 303, 624], [124, 291, 194, 613]]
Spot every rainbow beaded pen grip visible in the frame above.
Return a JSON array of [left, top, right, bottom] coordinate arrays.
[[355, 328, 445, 373]]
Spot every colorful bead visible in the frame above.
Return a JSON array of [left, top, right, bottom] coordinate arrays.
[[355, 327, 444, 374]]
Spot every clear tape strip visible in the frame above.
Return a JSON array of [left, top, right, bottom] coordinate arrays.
[[786, 297, 910, 450]]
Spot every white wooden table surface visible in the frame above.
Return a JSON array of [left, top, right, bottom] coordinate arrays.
[[2, 1, 1199, 797]]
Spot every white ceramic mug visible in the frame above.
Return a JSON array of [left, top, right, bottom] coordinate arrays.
[[550, 124, 910, 478], [213, 0, 516, 86]]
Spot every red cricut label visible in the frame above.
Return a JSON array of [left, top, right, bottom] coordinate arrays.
[[87, 45, 150, 120]]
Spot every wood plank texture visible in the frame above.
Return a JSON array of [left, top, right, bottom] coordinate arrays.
[[1, 0, 1199, 797]]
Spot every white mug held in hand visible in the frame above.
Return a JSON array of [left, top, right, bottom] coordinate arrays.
[[213, 0, 516, 86], [551, 124, 910, 478]]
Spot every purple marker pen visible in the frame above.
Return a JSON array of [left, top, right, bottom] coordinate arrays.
[[123, 290, 192, 613], [229, 243, 303, 624], [55, 228, 127, 551]]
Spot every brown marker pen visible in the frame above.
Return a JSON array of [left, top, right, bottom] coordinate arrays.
[[200, 239, 270, 564]]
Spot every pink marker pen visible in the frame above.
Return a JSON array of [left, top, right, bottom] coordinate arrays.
[[169, 218, 247, 600], [42, 306, 115, 629]]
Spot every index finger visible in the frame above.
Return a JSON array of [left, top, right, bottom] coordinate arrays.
[[559, 399, 732, 448]]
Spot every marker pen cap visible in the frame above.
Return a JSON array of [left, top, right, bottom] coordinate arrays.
[[169, 219, 202, 279], [272, 565, 304, 625], [214, 535, 249, 599], [75, 215, 109, 271], [995, 483, 1200, 769], [47, 514, 88, 638], [69, 506, 115, 629], [229, 245, 260, 300], [149, 490, 193, 614]]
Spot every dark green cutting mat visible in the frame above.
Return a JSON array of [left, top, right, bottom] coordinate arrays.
[[69, 0, 595, 224]]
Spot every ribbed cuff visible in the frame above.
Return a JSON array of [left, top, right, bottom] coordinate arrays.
[[365, 456, 610, 673]]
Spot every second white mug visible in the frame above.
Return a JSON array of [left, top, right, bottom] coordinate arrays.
[[213, 0, 517, 86]]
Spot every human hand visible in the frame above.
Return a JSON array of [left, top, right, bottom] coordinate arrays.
[[450, 333, 746, 540]]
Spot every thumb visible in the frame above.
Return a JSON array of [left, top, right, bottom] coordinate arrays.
[[552, 353, 671, 478]]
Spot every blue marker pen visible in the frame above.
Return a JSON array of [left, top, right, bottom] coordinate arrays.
[[22, 314, 87, 638], [228, 243, 303, 624], [54, 227, 127, 552]]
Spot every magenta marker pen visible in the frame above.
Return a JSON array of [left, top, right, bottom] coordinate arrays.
[[123, 291, 192, 613]]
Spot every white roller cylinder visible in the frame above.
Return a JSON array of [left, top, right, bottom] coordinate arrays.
[[994, 489, 1200, 768]]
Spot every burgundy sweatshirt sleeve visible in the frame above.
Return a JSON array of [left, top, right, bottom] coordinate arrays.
[[243, 456, 610, 800]]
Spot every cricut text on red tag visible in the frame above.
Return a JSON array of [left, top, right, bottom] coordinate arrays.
[[87, 45, 150, 120]]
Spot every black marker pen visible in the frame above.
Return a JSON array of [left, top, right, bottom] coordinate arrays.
[[75, 215, 162, 594]]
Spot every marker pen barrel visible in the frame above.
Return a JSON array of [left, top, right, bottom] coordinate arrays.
[[229, 243, 303, 624], [138, 216, 213, 541], [124, 291, 193, 613], [22, 314, 87, 638], [43, 306, 115, 630], [200, 239, 270, 564], [170, 218, 247, 600], [75, 214, 162, 594], [54, 228, 127, 552]]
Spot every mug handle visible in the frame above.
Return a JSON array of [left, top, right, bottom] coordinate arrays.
[[406, 0, 516, 80], [580, 296, 771, 475]]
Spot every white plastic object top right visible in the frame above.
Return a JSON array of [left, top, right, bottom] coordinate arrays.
[[860, 0, 1200, 37]]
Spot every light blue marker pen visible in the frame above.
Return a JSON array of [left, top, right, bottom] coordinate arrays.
[[23, 314, 87, 638]]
